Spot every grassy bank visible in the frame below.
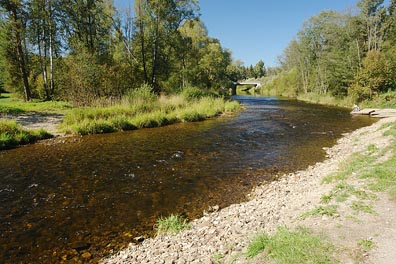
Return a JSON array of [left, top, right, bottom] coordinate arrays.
[[0, 93, 73, 115], [61, 87, 241, 135], [0, 120, 53, 150]]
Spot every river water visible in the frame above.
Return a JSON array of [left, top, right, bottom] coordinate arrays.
[[0, 96, 374, 263]]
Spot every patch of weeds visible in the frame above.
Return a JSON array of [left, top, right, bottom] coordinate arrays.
[[322, 145, 379, 184], [321, 183, 377, 205], [246, 226, 336, 263], [211, 253, 224, 264], [359, 144, 396, 199], [300, 205, 338, 220], [333, 182, 354, 202], [381, 122, 396, 137], [320, 193, 334, 204], [154, 214, 190, 235], [358, 239, 375, 251], [351, 201, 376, 215], [351, 189, 377, 200]]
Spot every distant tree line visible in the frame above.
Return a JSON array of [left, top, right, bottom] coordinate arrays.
[[261, 0, 396, 103], [0, 0, 265, 105]]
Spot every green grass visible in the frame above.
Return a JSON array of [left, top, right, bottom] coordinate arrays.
[[154, 214, 190, 235], [246, 226, 335, 263], [300, 205, 339, 220], [358, 239, 375, 251], [61, 88, 241, 135], [320, 183, 376, 204], [0, 120, 53, 150], [322, 145, 380, 184], [351, 201, 376, 215], [0, 93, 73, 114]]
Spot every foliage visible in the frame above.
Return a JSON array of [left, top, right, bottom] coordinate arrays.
[[246, 226, 335, 263], [0, 0, 244, 104], [154, 214, 190, 235], [0, 120, 52, 150], [262, 0, 396, 105], [360, 91, 396, 108]]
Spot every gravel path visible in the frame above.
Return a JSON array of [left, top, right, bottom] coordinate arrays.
[[102, 117, 396, 264]]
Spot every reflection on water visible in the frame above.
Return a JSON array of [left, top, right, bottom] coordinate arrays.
[[0, 96, 374, 263]]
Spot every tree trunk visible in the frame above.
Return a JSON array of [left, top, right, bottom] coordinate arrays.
[[137, 0, 148, 83], [151, 13, 160, 93], [49, 0, 55, 97], [11, 7, 31, 101]]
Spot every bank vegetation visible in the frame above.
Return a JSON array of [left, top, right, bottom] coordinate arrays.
[[258, 0, 396, 108]]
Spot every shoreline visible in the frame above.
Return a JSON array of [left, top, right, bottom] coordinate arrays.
[[102, 116, 396, 263]]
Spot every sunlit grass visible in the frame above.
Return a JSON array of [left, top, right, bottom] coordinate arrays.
[[0, 93, 73, 114], [155, 214, 190, 235], [61, 88, 241, 135], [0, 120, 53, 150], [246, 226, 335, 263]]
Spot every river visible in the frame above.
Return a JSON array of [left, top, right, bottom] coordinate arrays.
[[0, 96, 374, 263]]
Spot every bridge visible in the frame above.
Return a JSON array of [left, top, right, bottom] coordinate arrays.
[[231, 79, 261, 95]]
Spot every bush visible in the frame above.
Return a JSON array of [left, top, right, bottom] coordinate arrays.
[[180, 86, 210, 100]]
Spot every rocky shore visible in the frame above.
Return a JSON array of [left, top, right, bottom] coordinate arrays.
[[102, 117, 396, 264]]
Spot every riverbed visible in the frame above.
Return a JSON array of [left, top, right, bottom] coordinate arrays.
[[0, 96, 374, 263]]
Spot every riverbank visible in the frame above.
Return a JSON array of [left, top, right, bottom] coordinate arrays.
[[102, 116, 396, 263], [0, 89, 241, 149]]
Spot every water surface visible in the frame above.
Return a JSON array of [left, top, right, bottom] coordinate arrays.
[[0, 96, 374, 263]]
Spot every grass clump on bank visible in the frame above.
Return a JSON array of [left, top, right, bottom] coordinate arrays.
[[0, 120, 53, 150], [246, 226, 335, 263], [61, 85, 241, 135], [154, 214, 190, 235]]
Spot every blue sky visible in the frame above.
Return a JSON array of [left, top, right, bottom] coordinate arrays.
[[116, 0, 361, 67]]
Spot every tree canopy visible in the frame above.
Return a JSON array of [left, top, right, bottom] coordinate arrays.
[[0, 0, 254, 104], [263, 0, 396, 103]]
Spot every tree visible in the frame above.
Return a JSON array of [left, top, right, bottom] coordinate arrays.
[[133, 0, 199, 93], [253, 60, 266, 78], [0, 0, 31, 101]]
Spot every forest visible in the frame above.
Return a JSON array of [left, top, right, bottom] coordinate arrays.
[[260, 0, 396, 107], [0, 0, 265, 106]]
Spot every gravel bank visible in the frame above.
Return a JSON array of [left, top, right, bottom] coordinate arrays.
[[102, 117, 396, 264]]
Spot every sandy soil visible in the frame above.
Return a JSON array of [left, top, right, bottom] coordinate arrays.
[[101, 117, 396, 264]]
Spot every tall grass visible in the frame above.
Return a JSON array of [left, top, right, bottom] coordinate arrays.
[[0, 120, 53, 150], [61, 86, 241, 135]]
